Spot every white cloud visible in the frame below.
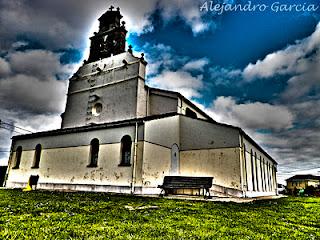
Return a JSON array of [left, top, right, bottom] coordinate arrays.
[[149, 70, 204, 99], [158, 0, 210, 34], [243, 22, 320, 81], [206, 96, 294, 131], [182, 58, 209, 72], [242, 22, 320, 101]]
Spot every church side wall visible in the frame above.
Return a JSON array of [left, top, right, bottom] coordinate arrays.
[[180, 148, 241, 191], [6, 126, 143, 193], [140, 142, 171, 194], [180, 116, 240, 150], [179, 116, 243, 196], [141, 116, 180, 194], [148, 94, 178, 116], [241, 136, 277, 197]]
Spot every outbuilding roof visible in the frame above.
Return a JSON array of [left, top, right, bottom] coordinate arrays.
[[286, 175, 320, 181]]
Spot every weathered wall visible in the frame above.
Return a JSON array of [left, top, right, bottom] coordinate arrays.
[[180, 116, 240, 150], [180, 148, 241, 190], [140, 142, 171, 194], [141, 116, 180, 194], [6, 124, 140, 193], [6, 143, 135, 189], [144, 115, 180, 148], [148, 93, 178, 116]]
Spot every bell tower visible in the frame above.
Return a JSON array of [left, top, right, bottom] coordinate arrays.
[[87, 6, 127, 63], [61, 6, 147, 129]]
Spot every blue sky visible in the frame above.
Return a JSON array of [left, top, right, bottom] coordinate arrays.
[[0, 0, 319, 183]]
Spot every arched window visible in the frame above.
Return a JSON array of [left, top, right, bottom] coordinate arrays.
[[13, 146, 22, 169], [88, 138, 99, 167], [170, 144, 180, 175], [32, 144, 42, 168], [185, 107, 197, 118], [120, 135, 132, 166]]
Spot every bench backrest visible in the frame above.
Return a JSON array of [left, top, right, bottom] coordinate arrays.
[[162, 176, 213, 188]]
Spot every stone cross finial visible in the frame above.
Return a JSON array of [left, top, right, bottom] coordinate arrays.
[[109, 5, 114, 11], [128, 45, 133, 54]]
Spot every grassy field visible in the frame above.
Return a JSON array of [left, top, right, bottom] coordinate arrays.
[[0, 190, 319, 239]]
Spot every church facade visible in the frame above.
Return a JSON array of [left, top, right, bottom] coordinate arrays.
[[5, 7, 277, 197]]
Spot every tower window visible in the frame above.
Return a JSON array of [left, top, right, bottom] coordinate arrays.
[[88, 138, 99, 167], [32, 144, 42, 168], [13, 146, 22, 169], [120, 135, 132, 166], [92, 103, 103, 116]]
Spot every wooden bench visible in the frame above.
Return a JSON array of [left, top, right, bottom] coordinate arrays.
[[158, 176, 213, 198]]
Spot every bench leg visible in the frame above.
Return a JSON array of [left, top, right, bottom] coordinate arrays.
[[205, 188, 211, 199]]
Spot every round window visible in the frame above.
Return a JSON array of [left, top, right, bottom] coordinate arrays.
[[92, 103, 103, 116]]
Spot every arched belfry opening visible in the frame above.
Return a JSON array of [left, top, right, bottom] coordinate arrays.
[[87, 6, 127, 63]]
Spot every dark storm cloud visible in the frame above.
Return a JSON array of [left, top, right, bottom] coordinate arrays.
[[0, 0, 210, 53], [0, 0, 98, 50]]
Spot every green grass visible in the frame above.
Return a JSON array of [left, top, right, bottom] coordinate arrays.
[[0, 190, 319, 239]]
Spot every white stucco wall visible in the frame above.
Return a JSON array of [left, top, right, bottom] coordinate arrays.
[[180, 148, 241, 190]]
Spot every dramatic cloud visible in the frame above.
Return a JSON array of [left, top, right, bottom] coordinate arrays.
[[0, 0, 210, 53], [0, 49, 73, 165], [157, 0, 211, 34], [243, 22, 320, 100], [206, 96, 294, 131], [243, 23, 320, 80], [0, 50, 74, 114], [0, 74, 67, 114], [9, 50, 63, 80], [149, 70, 204, 99]]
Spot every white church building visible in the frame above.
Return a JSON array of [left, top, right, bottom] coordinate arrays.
[[5, 7, 277, 197]]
